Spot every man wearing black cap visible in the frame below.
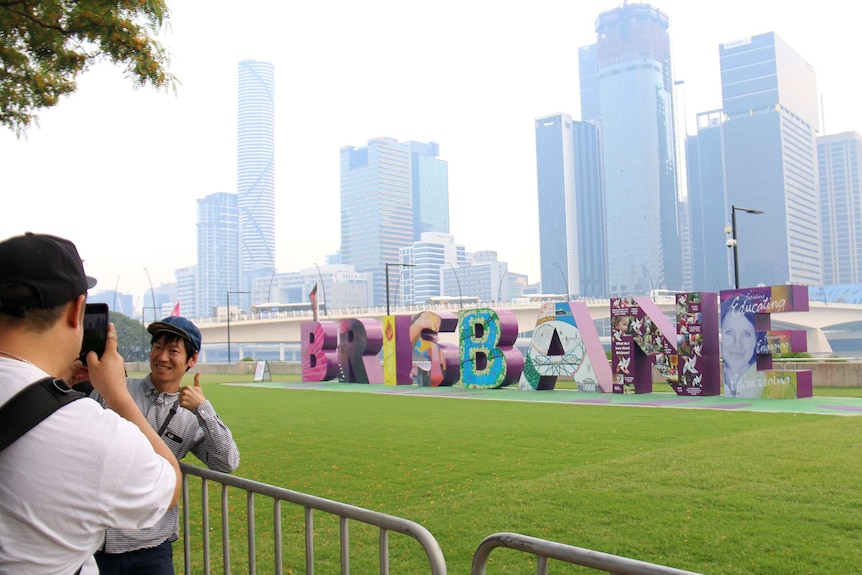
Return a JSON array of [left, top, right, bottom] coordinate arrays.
[[0, 233, 181, 575], [92, 315, 240, 575]]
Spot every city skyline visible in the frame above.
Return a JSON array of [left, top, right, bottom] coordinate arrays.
[[3, 0, 862, 306]]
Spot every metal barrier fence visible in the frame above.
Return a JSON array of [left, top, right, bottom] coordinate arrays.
[[181, 465, 704, 575], [471, 532, 705, 575], [180, 463, 447, 575]]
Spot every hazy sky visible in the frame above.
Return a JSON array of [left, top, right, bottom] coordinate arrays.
[[2, 0, 860, 308]]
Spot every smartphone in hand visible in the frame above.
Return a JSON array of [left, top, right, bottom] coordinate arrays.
[[80, 303, 109, 365]]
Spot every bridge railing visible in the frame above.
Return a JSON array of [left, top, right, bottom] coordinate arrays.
[[180, 463, 447, 575], [190, 298, 620, 326]]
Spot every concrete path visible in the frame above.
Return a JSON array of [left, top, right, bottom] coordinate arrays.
[[230, 381, 862, 416]]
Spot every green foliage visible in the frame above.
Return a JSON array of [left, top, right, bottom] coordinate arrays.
[[109, 310, 148, 361], [178, 379, 862, 574], [521, 353, 538, 386], [0, 0, 175, 134]]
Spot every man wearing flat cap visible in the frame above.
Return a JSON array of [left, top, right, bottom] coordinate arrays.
[[0, 232, 181, 575], [92, 315, 240, 575]]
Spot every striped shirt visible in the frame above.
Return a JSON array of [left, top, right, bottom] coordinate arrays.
[[92, 375, 240, 553]]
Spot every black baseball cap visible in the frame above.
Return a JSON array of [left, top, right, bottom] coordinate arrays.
[[0, 232, 97, 316], [147, 316, 202, 352]]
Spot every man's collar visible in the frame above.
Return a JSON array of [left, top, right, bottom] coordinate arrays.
[[143, 374, 178, 397]]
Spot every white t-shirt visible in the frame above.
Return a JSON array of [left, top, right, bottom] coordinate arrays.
[[0, 359, 176, 575]]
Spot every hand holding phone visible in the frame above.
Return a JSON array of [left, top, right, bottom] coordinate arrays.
[[80, 303, 109, 365]]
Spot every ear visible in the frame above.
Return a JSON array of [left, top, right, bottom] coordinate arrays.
[[186, 351, 199, 370], [68, 295, 87, 329]]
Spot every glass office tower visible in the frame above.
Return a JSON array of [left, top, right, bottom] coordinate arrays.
[[237, 60, 276, 306], [818, 132, 862, 284], [686, 111, 734, 291], [535, 113, 575, 296], [399, 232, 465, 305], [719, 32, 821, 286], [340, 137, 450, 306], [572, 121, 609, 298], [196, 192, 239, 318], [535, 113, 609, 298], [580, 3, 682, 296], [409, 141, 450, 241], [340, 138, 413, 306]]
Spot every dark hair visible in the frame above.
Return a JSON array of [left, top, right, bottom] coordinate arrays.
[[0, 283, 68, 332], [151, 331, 197, 361]]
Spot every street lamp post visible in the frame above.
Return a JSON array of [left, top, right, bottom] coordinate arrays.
[[143, 306, 160, 324], [554, 263, 569, 298], [726, 205, 764, 289], [313, 263, 328, 316], [496, 269, 508, 302], [226, 290, 250, 363], [640, 265, 656, 296], [112, 275, 121, 314], [141, 306, 159, 361], [394, 274, 404, 308], [448, 263, 463, 309], [143, 268, 157, 319], [140, 310, 147, 362], [385, 262, 414, 316], [582, 270, 594, 299], [266, 269, 277, 304]]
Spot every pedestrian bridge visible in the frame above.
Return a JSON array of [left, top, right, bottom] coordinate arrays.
[[194, 298, 862, 357]]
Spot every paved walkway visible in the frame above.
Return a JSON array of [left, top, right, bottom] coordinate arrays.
[[231, 381, 862, 416]]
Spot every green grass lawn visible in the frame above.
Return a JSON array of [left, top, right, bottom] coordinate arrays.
[[168, 373, 862, 574]]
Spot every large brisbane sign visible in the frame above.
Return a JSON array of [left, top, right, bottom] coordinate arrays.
[[301, 286, 813, 399]]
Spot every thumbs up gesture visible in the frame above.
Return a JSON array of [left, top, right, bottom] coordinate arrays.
[[179, 373, 205, 411]]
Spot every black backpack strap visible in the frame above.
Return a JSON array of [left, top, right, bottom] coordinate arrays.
[[0, 377, 86, 452]]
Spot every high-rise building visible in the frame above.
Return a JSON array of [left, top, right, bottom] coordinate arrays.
[[535, 113, 574, 296], [503, 271, 530, 301], [572, 121, 609, 298], [674, 81, 693, 292], [88, 291, 134, 319], [441, 251, 508, 303], [719, 32, 821, 287], [196, 192, 239, 318], [579, 3, 682, 295], [237, 60, 276, 305], [340, 137, 449, 305], [534, 114, 608, 297], [408, 141, 449, 240], [687, 111, 734, 291], [174, 266, 196, 319], [399, 232, 465, 305], [577, 44, 600, 124], [818, 132, 862, 284]]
